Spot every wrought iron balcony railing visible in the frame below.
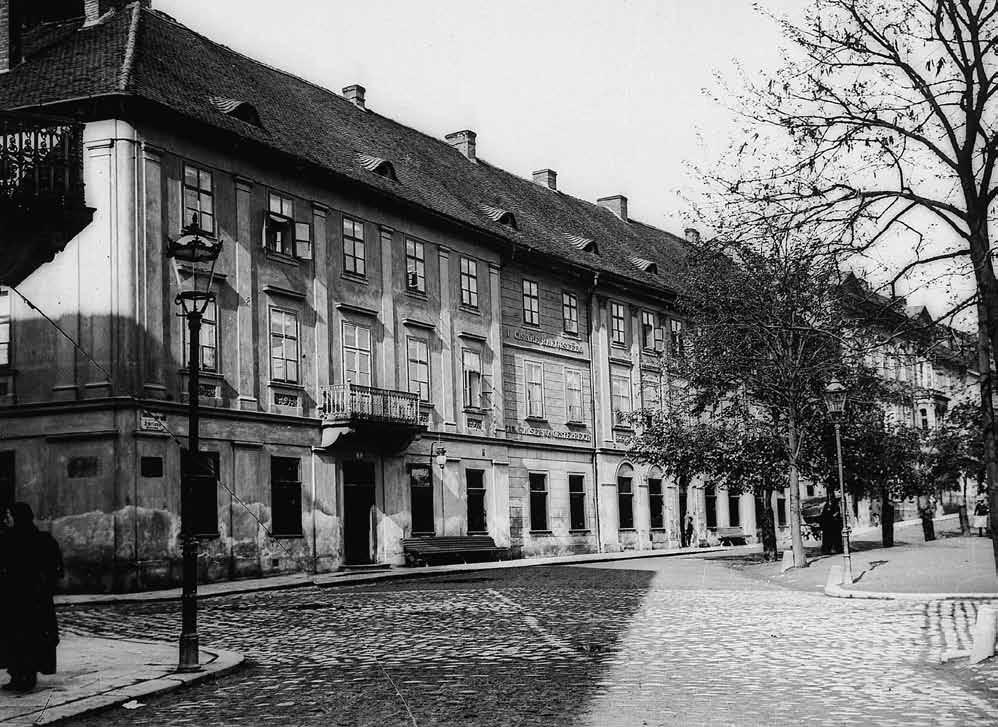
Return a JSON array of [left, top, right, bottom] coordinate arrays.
[[0, 111, 84, 208], [321, 384, 421, 426]]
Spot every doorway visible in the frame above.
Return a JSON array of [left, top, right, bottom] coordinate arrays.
[[343, 461, 376, 565]]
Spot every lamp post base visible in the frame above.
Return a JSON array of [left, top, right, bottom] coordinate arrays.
[[177, 633, 201, 673], [840, 527, 853, 585]]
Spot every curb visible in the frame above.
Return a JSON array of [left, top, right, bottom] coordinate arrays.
[[823, 564, 998, 601], [8, 644, 244, 726]]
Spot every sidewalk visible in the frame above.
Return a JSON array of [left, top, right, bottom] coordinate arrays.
[[0, 636, 242, 726]]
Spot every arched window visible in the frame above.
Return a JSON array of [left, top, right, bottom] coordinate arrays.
[[647, 467, 665, 530]]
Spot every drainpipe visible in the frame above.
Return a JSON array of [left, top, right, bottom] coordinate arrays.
[[586, 271, 603, 552]]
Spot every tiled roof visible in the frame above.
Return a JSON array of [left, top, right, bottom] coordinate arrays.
[[0, 2, 690, 296]]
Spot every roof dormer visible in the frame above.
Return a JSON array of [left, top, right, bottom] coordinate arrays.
[[563, 233, 598, 254], [208, 96, 262, 127], [629, 256, 658, 274], [480, 204, 517, 230], [356, 153, 397, 181]]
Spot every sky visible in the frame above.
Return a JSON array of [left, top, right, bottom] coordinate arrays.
[[154, 0, 960, 319]]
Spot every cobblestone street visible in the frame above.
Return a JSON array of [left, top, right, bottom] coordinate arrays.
[[55, 556, 998, 726]]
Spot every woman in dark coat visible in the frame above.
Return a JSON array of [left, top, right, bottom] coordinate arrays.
[[2, 502, 63, 693]]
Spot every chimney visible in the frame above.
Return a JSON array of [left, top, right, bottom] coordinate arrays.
[[597, 195, 628, 221], [684, 227, 701, 244], [532, 169, 557, 190], [86, 1, 148, 26], [343, 84, 366, 110], [446, 130, 476, 162]]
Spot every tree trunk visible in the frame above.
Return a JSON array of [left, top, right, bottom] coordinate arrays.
[[958, 474, 970, 536], [880, 490, 894, 548], [785, 413, 807, 568], [974, 297, 998, 570], [758, 488, 778, 560]]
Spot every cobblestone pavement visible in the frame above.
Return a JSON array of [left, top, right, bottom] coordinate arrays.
[[55, 556, 998, 727]]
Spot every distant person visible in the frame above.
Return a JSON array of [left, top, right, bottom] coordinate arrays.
[[1, 503, 63, 693], [974, 499, 990, 537], [684, 515, 695, 549], [918, 495, 936, 542], [820, 501, 837, 555]]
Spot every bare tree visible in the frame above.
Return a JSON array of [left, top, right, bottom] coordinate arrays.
[[702, 0, 998, 566]]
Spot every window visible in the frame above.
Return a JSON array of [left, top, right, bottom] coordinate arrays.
[[529, 473, 548, 531], [728, 491, 740, 527], [183, 164, 214, 234], [182, 450, 219, 537], [522, 279, 540, 326], [409, 464, 434, 535], [467, 469, 487, 534], [569, 474, 586, 531], [140, 456, 164, 478], [270, 309, 299, 383], [271, 456, 303, 537], [649, 478, 664, 529], [805, 484, 815, 498], [67, 456, 99, 478], [617, 476, 634, 529], [565, 369, 584, 422], [183, 299, 218, 372], [776, 490, 787, 528], [342, 216, 366, 276], [920, 408, 929, 431], [407, 337, 429, 402], [705, 485, 717, 529], [460, 257, 479, 308], [0, 287, 9, 366], [654, 315, 665, 352], [0, 451, 12, 510], [342, 321, 372, 385], [641, 311, 656, 350], [463, 349, 482, 409], [610, 302, 626, 345], [670, 319, 684, 357], [562, 291, 578, 334], [611, 372, 632, 419], [525, 360, 544, 418], [294, 222, 312, 260], [266, 192, 294, 256], [405, 237, 425, 293]]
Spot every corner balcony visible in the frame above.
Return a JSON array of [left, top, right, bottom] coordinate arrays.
[[0, 112, 94, 285], [319, 384, 425, 453]]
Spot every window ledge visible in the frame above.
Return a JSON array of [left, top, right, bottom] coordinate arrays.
[[459, 305, 482, 316], [270, 381, 305, 390], [650, 527, 667, 532], [529, 530, 553, 535], [265, 249, 300, 266], [406, 289, 428, 299], [272, 533, 304, 539], [463, 406, 485, 414], [568, 529, 591, 534], [410, 531, 436, 538], [612, 423, 634, 432], [618, 528, 637, 532], [342, 272, 369, 284], [525, 416, 548, 424], [522, 321, 541, 329], [179, 369, 224, 380], [566, 420, 587, 427], [562, 330, 580, 339]]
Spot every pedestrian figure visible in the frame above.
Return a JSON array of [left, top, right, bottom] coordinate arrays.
[[1, 503, 63, 693], [684, 515, 695, 549], [918, 495, 936, 542], [973, 498, 990, 537], [819, 501, 836, 555]]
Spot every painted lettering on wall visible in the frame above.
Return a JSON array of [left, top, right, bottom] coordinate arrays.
[[505, 424, 592, 442], [503, 327, 584, 354]]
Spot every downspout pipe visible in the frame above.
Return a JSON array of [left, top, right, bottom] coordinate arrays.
[[586, 272, 603, 552]]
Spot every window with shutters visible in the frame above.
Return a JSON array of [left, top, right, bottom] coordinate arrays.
[[407, 337, 429, 402], [562, 291, 578, 334], [617, 476, 634, 529], [183, 299, 218, 373], [649, 478, 664, 529], [610, 302, 626, 345], [270, 308, 299, 384], [460, 257, 479, 308], [405, 237, 426, 293], [271, 456, 303, 537], [342, 321, 372, 385], [529, 472, 548, 531], [522, 279, 540, 326], [183, 164, 214, 235], [569, 474, 586, 531], [641, 311, 657, 350], [654, 314, 665, 351], [342, 216, 366, 277], [266, 192, 294, 256], [565, 369, 584, 422], [525, 360, 544, 419], [611, 372, 632, 421], [463, 349, 482, 409], [466, 469, 487, 534]]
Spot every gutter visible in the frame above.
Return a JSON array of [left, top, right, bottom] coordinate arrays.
[[586, 271, 603, 553]]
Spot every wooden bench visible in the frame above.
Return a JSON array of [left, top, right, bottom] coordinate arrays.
[[714, 527, 748, 546], [402, 535, 509, 567]]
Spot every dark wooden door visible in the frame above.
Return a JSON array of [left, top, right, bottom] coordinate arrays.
[[343, 462, 376, 564]]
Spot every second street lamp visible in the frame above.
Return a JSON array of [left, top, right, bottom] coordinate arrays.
[[167, 214, 223, 672], [824, 379, 853, 585]]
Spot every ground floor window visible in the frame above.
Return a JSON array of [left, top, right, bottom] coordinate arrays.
[[569, 474, 586, 530], [649, 478, 664, 529], [0, 450, 13, 509], [467, 469, 486, 534], [705, 485, 717, 529], [617, 476, 634, 529], [271, 456, 303, 537], [776, 491, 788, 528], [529, 473, 548, 531], [181, 450, 219, 538], [410, 464, 434, 535], [728, 491, 740, 528]]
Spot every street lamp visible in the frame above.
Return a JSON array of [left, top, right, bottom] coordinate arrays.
[[824, 379, 852, 585], [167, 214, 223, 672]]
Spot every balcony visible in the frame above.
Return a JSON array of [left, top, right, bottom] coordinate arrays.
[[0, 111, 94, 285], [319, 384, 425, 453]]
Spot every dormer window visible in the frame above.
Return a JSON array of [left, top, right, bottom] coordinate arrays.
[[563, 233, 598, 254], [479, 204, 517, 230], [357, 154, 398, 181], [628, 256, 658, 274], [208, 96, 262, 127]]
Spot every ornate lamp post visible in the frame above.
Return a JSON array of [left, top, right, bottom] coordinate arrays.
[[167, 215, 222, 671], [824, 379, 852, 584]]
